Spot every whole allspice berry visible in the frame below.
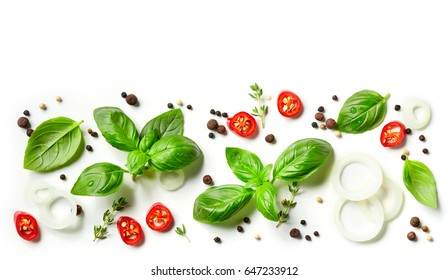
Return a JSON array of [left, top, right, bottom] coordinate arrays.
[[207, 119, 219, 130], [202, 175, 213, 185], [125, 94, 138, 106], [407, 231, 417, 241], [410, 216, 420, 228], [265, 134, 275, 143], [315, 112, 325, 122], [290, 228, 301, 238], [216, 125, 226, 135], [325, 118, 337, 129], [17, 117, 30, 128]]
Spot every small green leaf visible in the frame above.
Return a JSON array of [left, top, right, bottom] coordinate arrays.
[[255, 182, 279, 221], [226, 147, 264, 183], [71, 162, 125, 196], [139, 129, 159, 153], [127, 150, 150, 175], [403, 159, 437, 208], [141, 108, 184, 139]]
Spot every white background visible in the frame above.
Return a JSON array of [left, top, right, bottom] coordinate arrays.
[[1, 1, 447, 279]]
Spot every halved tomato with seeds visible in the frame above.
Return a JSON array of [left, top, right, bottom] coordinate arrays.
[[117, 216, 143, 246], [227, 111, 257, 137], [277, 91, 302, 118]]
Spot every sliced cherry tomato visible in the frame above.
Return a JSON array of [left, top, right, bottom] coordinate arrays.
[[14, 211, 39, 241], [380, 121, 406, 147], [146, 202, 173, 231], [226, 111, 257, 137], [117, 216, 143, 246], [277, 90, 302, 117]]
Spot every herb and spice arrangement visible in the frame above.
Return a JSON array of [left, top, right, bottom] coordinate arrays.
[[15, 87, 439, 246]]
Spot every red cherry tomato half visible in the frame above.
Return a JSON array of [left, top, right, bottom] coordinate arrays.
[[227, 111, 257, 137], [146, 202, 173, 231], [380, 121, 406, 147], [277, 91, 302, 117], [14, 211, 39, 241], [117, 216, 144, 246]]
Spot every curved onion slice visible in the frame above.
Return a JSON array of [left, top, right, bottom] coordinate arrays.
[[359, 177, 404, 222], [401, 97, 431, 130], [38, 190, 78, 229], [157, 169, 185, 191], [331, 153, 383, 201], [333, 197, 384, 242], [28, 182, 54, 204]]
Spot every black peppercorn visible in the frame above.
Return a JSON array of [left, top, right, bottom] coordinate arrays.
[[317, 106, 325, 113], [26, 129, 34, 137], [311, 122, 318, 128], [315, 112, 325, 122], [60, 174, 66, 180], [243, 217, 251, 224], [401, 154, 407, 161], [290, 228, 301, 238], [332, 95, 338, 101], [394, 104, 401, 111], [216, 125, 226, 135], [186, 104, 192, 110], [17, 117, 30, 128], [222, 112, 228, 118], [121, 92, 127, 98], [215, 110, 221, 117], [313, 231, 319, 237], [86, 145, 93, 152], [91, 131, 98, 138], [76, 204, 83, 216], [237, 226, 244, 232], [422, 148, 429, 154], [325, 118, 337, 129], [202, 175, 213, 185], [265, 134, 275, 143], [419, 135, 426, 142], [405, 128, 412, 135], [125, 94, 138, 106], [407, 231, 417, 241], [214, 236, 222, 243], [23, 110, 30, 116], [410, 216, 420, 227], [305, 235, 312, 241], [210, 109, 216, 115], [167, 103, 174, 109], [208, 132, 215, 139], [207, 119, 219, 130], [300, 219, 307, 225]]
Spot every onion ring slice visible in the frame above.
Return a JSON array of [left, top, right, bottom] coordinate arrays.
[[28, 181, 54, 204], [37, 189, 78, 229], [157, 169, 185, 191], [333, 197, 384, 242], [401, 97, 431, 130], [331, 153, 383, 201]]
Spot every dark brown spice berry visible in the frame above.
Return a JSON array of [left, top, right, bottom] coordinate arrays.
[[315, 112, 325, 122], [332, 95, 338, 101], [325, 118, 337, 129], [421, 225, 429, 232], [311, 122, 318, 128], [422, 148, 429, 154], [60, 174, 66, 180], [237, 226, 244, 232], [210, 109, 216, 114], [86, 145, 93, 152], [305, 235, 312, 241], [76, 204, 83, 215], [407, 231, 417, 241], [23, 110, 30, 116], [289, 228, 301, 238], [202, 175, 213, 185], [222, 112, 228, 118], [214, 236, 221, 243], [121, 92, 127, 98], [394, 104, 401, 111], [125, 94, 138, 106], [405, 128, 412, 135], [265, 134, 275, 143], [243, 217, 251, 224], [207, 119, 219, 130], [17, 117, 30, 128], [216, 110, 221, 117], [419, 135, 426, 141], [300, 220, 307, 225], [313, 231, 319, 237], [317, 106, 325, 112], [410, 216, 420, 227], [87, 128, 93, 134], [208, 132, 215, 139], [216, 125, 226, 134], [186, 104, 192, 110], [401, 154, 407, 161], [91, 132, 98, 138], [167, 103, 174, 109], [26, 129, 34, 137]]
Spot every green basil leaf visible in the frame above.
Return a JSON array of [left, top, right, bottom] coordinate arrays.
[[255, 181, 279, 221], [23, 117, 84, 172], [273, 138, 333, 182], [93, 107, 139, 151], [139, 129, 159, 153], [403, 159, 437, 208], [141, 108, 184, 139], [337, 90, 390, 134], [193, 185, 254, 223], [126, 150, 150, 175], [71, 162, 125, 196], [226, 147, 264, 183], [261, 164, 273, 181], [148, 135, 202, 172]]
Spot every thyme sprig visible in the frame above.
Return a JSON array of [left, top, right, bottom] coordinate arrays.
[[175, 224, 191, 243], [249, 83, 268, 128], [93, 197, 128, 241], [276, 182, 300, 228]]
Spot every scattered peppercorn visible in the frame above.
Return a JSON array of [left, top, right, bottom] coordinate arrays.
[[254, 234, 261, 240], [410, 216, 420, 227], [60, 174, 66, 180], [300, 220, 307, 226], [266, 95, 272, 101], [76, 205, 83, 215], [237, 226, 244, 232], [86, 145, 93, 152], [325, 118, 337, 129], [87, 128, 93, 134], [216, 125, 226, 134], [23, 110, 30, 116], [313, 231, 320, 237], [402, 148, 410, 156], [167, 103, 174, 109], [332, 95, 338, 101], [121, 92, 127, 98], [401, 154, 407, 161], [422, 148, 429, 154], [315, 197, 323, 203], [265, 134, 275, 143], [17, 117, 30, 128], [208, 132, 215, 139], [243, 217, 251, 224], [405, 128, 412, 135], [305, 235, 312, 241], [125, 94, 138, 106], [426, 235, 433, 242], [289, 228, 301, 238], [91, 131, 98, 138], [210, 109, 216, 115], [186, 104, 192, 110], [422, 225, 429, 232], [222, 112, 228, 118], [311, 122, 318, 128], [202, 175, 213, 185], [55, 96, 62, 102], [335, 131, 342, 138], [407, 231, 417, 241], [419, 135, 426, 142], [315, 112, 325, 121], [207, 119, 219, 130], [319, 124, 326, 130], [394, 104, 401, 111], [215, 110, 221, 117], [26, 129, 34, 137], [39, 103, 47, 110], [176, 100, 183, 106], [213, 236, 222, 243]]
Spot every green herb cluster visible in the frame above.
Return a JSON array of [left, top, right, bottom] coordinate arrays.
[[71, 108, 202, 196], [93, 197, 128, 241], [193, 138, 333, 224], [249, 83, 268, 129]]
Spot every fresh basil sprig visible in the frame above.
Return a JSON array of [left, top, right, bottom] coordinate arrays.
[[403, 158, 438, 208], [337, 90, 390, 134], [193, 138, 333, 224], [23, 117, 84, 172]]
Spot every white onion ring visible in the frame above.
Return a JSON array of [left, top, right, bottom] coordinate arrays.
[[331, 153, 383, 201], [28, 182, 54, 204], [333, 197, 384, 242], [359, 177, 404, 222], [401, 97, 431, 130], [157, 169, 185, 191]]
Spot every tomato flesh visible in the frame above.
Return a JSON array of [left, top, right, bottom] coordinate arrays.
[[117, 216, 143, 246], [277, 91, 302, 117], [380, 121, 406, 147], [227, 111, 257, 137], [14, 211, 39, 241], [146, 202, 173, 231]]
